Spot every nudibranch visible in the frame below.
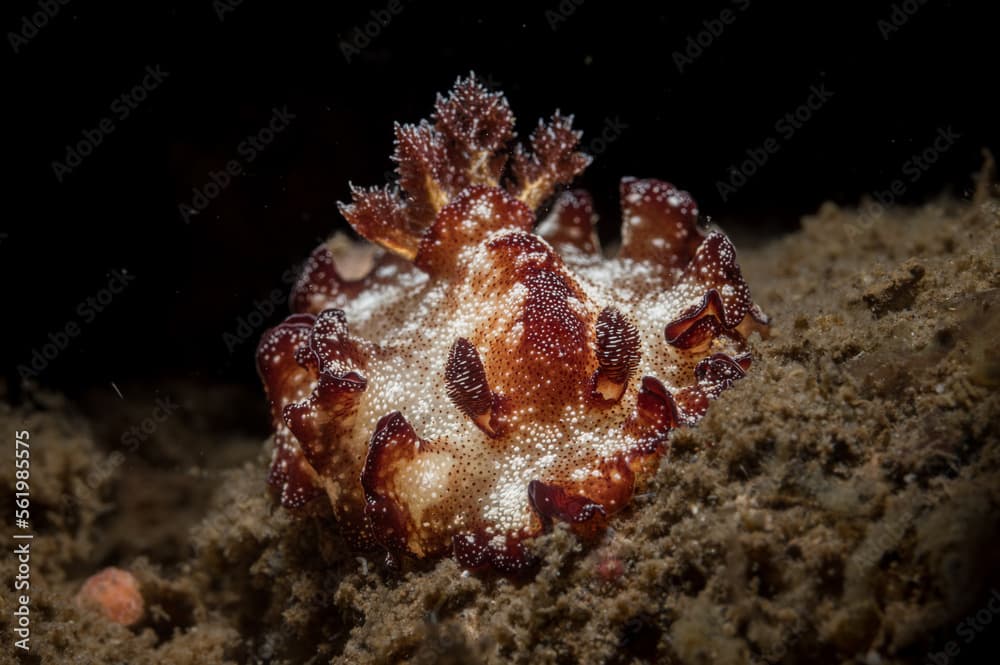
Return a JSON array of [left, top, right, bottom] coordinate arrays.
[[257, 75, 769, 573]]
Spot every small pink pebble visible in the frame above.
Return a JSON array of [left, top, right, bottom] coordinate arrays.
[[75, 567, 144, 626]]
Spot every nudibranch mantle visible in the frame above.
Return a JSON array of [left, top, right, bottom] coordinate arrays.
[[257, 75, 769, 573]]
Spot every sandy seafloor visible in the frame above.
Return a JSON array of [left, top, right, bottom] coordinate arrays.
[[2, 172, 999, 664]]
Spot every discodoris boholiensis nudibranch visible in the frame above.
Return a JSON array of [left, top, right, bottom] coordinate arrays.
[[257, 75, 769, 573]]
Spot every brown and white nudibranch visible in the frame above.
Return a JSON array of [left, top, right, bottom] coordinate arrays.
[[257, 74, 770, 574]]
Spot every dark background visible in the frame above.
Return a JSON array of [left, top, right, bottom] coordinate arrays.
[[5, 0, 995, 393]]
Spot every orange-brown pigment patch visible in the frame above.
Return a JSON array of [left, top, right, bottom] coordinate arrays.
[[256, 74, 769, 574]]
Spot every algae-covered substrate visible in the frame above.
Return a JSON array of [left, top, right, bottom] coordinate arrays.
[[2, 171, 998, 664]]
